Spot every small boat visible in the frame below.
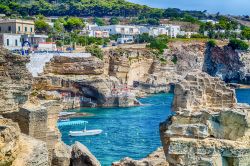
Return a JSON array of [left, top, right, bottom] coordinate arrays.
[[69, 121, 103, 137], [69, 129, 103, 136]]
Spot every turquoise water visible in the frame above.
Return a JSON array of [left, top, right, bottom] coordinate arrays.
[[236, 89, 250, 104], [59, 89, 250, 166], [59, 93, 173, 165]]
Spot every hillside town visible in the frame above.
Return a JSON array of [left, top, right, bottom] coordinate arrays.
[[0, 16, 247, 54]]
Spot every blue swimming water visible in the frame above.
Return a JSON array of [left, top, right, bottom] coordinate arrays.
[[59, 89, 250, 166], [236, 89, 250, 104], [59, 93, 173, 165]]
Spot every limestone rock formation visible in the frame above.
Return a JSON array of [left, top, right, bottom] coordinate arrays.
[[0, 48, 70, 166], [43, 56, 104, 75], [12, 134, 49, 166], [165, 41, 206, 76], [112, 147, 168, 166], [32, 48, 170, 108], [203, 45, 250, 83], [106, 48, 170, 95], [160, 71, 250, 166], [70, 141, 101, 166], [0, 117, 50, 166], [0, 49, 32, 114]]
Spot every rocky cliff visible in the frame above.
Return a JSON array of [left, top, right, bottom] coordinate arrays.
[[0, 48, 99, 166], [32, 47, 172, 109], [160, 71, 250, 166], [164, 40, 250, 86], [203, 45, 250, 83], [165, 41, 206, 76], [0, 48, 50, 166], [0, 49, 32, 114]]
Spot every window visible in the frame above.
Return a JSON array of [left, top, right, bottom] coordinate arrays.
[[7, 39, 9, 46], [8, 26, 11, 32], [25, 27, 27, 32], [18, 26, 21, 32], [15, 39, 18, 46], [30, 27, 33, 32]]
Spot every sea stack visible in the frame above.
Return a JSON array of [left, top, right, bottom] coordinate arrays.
[[160, 71, 250, 165]]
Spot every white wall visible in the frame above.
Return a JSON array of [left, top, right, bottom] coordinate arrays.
[[0, 34, 22, 50]]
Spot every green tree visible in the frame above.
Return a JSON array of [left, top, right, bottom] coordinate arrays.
[[242, 27, 250, 40], [54, 19, 65, 33], [86, 44, 104, 60], [109, 17, 120, 25], [94, 17, 105, 26], [64, 17, 84, 32], [135, 33, 153, 43], [147, 35, 168, 54], [35, 19, 51, 33]]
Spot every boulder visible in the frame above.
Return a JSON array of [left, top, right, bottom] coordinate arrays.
[[112, 147, 168, 166], [70, 141, 101, 166]]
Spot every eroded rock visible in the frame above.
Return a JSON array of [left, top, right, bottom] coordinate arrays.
[[70, 141, 101, 166], [160, 71, 250, 166], [112, 147, 168, 166]]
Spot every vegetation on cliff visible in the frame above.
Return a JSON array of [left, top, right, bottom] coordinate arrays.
[[228, 39, 249, 51], [147, 35, 169, 54], [207, 40, 217, 47], [85, 44, 104, 60]]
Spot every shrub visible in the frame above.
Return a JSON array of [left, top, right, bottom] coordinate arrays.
[[228, 39, 249, 51], [207, 40, 217, 47], [147, 35, 169, 54], [85, 44, 104, 60], [190, 33, 207, 39], [241, 27, 250, 40]]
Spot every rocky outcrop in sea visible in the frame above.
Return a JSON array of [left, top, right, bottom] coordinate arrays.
[[160, 71, 250, 165]]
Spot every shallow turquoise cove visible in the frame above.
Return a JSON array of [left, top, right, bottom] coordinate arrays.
[[59, 89, 250, 166]]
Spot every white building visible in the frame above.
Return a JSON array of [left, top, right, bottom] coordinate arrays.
[[85, 22, 98, 31], [148, 27, 168, 37], [22, 34, 48, 46], [145, 25, 181, 38], [38, 42, 57, 51], [0, 33, 22, 50], [200, 19, 219, 25], [164, 25, 181, 38], [88, 30, 109, 38], [0, 33, 48, 50], [179, 31, 198, 38], [92, 25, 140, 38]]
